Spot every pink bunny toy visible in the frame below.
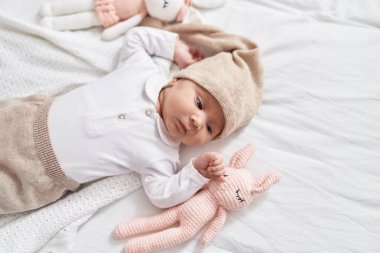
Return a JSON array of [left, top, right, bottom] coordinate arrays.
[[113, 144, 281, 253]]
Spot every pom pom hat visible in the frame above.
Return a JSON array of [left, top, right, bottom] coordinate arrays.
[[166, 23, 264, 139]]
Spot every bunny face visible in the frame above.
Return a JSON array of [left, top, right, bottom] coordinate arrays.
[[145, 0, 185, 22], [208, 167, 256, 210]]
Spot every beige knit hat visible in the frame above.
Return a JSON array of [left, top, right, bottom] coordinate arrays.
[[165, 23, 264, 139]]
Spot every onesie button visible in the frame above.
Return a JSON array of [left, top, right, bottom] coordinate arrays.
[[117, 114, 126, 120], [145, 109, 153, 117]]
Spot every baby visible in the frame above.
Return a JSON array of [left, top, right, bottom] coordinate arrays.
[[0, 25, 263, 214]]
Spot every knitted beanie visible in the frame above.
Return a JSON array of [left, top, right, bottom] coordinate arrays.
[[165, 23, 264, 139]]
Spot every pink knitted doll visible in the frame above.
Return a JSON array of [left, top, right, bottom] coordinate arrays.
[[113, 144, 281, 253]]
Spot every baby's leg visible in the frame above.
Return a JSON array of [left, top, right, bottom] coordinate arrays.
[[41, 12, 101, 30], [113, 208, 179, 239], [40, 0, 94, 16]]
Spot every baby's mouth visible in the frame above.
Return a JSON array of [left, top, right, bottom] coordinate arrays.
[[178, 120, 187, 134]]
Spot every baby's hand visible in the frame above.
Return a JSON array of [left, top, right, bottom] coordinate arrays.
[[174, 39, 203, 69], [193, 152, 225, 179]]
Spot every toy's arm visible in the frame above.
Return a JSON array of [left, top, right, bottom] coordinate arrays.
[[101, 13, 146, 41], [200, 207, 227, 245]]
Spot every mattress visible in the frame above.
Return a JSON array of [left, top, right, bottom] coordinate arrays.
[[1, 0, 379, 252]]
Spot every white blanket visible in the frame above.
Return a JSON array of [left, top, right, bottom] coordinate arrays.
[[1, 0, 380, 253], [0, 173, 141, 253]]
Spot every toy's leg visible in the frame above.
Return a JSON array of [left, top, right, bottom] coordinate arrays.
[[124, 226, 198, 253], [114, 209, 178, 239], [40, 0, 94, 16], [40, 12, 101, 31]]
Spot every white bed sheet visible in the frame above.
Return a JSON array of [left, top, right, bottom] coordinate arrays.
[[1, 0, 380, 252]]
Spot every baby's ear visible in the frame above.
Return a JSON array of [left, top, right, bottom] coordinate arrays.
[[229, 144, 255, 169], [251, 172, 281, 194]]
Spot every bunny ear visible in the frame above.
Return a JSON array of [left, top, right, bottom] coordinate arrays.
[[251, 172, 281, 194], [229, 144, 255, 169]]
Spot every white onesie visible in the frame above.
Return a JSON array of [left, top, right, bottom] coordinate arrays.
[[48, 27, 208, 208]]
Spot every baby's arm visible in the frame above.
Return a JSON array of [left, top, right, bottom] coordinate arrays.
[[118, 27, 178, 67], [174, 40, 203, 69], [141, 159, 209, 208], [118, 26, 202, 69], [141, 152, 225, 208]]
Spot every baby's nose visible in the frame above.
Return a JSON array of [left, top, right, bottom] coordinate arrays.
[[191, 115, 203, 130]]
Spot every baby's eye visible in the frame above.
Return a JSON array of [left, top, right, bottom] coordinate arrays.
[[206, 124, 213, 134], [196, 97, 203, 110], [206, 125, 212, 134]]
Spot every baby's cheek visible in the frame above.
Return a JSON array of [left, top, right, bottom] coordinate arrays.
[[182, 137, 203, 147], [184, 133, 211, 147]]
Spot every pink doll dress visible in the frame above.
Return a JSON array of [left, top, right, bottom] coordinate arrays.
[[94, 0, 146, 28]]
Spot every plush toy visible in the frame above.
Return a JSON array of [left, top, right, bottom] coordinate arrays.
[[113, 144, 281, 253], [39, 0, 226, 40], [39, 0, 193, 40]]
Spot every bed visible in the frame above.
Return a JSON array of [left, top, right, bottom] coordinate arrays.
[[1, 0, 379, 252]]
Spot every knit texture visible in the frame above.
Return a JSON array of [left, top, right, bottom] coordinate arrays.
[[0, 171, 142, 253], [113, 144, 280, 253], [33, 98, 79, 192], [167, 23, 264, 139], [0, 95, 80, 214], [0, 12, 118, 101]]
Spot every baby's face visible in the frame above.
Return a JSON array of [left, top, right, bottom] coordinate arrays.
[[157, 79, 225, 147]]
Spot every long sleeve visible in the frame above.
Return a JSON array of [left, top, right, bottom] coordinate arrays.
[[141, 159, 209, 208], [118, 26, 178, 67], [115, 27, 207, 209]]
